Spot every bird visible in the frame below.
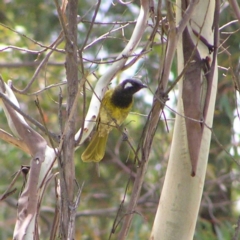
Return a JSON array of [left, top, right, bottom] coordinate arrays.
[[81, 79, 147, 162]]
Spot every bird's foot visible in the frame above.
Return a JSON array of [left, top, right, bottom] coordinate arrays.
[[122, 131, 128, 141]]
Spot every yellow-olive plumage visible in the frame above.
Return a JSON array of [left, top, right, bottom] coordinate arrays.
[[81, 79, 146, 162]]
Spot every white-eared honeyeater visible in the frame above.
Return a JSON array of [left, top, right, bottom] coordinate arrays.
[[81, 79, 147, 162]]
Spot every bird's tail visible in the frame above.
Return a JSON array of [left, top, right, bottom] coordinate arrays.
[[81, 132, 108, 162]]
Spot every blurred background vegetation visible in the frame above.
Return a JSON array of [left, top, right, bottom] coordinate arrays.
[[0, 0, 239, 239]]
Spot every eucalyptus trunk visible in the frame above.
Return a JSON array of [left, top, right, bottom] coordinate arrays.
[[150, 1, 219, 239]]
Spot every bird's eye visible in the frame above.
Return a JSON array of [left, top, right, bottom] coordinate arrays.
[[123, 82, 133, 89]]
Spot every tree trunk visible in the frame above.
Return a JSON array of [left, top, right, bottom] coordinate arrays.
[[150, 1, 219, 239], [60, 0, 78, 238]]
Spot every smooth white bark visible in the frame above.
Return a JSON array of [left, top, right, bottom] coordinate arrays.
[[150, 1, 218, 239]]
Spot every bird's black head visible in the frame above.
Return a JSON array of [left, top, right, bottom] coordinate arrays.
[[120, 79, 147, 95], [111, 79, 147, 108]]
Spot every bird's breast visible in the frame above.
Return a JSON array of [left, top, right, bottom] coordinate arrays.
[[97, 90, 133, 136]]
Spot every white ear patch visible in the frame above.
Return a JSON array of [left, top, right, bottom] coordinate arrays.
[[124, 82, 133, 89]]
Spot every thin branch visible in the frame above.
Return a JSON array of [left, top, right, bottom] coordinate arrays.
[[10, 35, 64, 94], [0, 22, 63, 51], [84, 23, 129, 51], [80, 0, 101, 52]]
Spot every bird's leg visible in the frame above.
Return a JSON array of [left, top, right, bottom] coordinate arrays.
[[122, 128, 128, 141]]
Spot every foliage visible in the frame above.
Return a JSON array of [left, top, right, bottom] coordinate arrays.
[[0, 0, 239, 239]]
